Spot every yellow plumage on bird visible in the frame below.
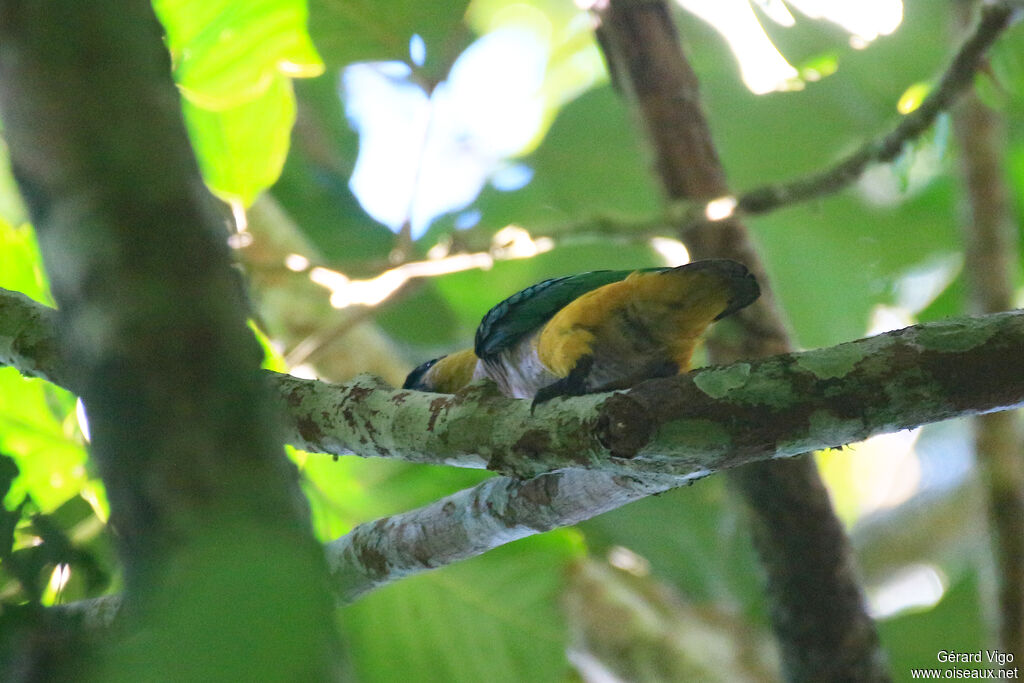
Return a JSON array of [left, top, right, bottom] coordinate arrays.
[[403, 259, 759, 407]]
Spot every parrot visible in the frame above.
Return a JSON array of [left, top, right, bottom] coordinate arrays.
[[403, 259, 760, 407]]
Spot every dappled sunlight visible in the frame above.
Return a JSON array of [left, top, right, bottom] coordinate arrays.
[[284, 253, 310, 272], [677, 0, 902, 93], [704, 195, 737, 221], [897, 81, 932, 114], [606, 545, 651, 576], [866, 303, 914, 336], [229, 198, 247, 233], [781, 0, 903, 45], [649, 237, 690, 266], [305, 226, 554, 310], [867, 563, 946, 619], [679, 0, 801, 94], [75, 397, 91, 443], [819, 428, 923, 526], [44, 565, 72, 602], [344, 29, 549, 239], [893, 254, 962, 313], [43, 563, 71, 605]]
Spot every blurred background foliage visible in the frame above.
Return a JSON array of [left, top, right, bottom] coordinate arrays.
[[1, 0, 1023, 680]]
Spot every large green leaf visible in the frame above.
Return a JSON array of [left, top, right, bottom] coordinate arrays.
[[339, 532, 581, 683], [182, 75, 297, 205], [154, 0, 323, 107], [153, 0, 324, 203], [579, 478, 766, 622], [309, 0, 470, 76]]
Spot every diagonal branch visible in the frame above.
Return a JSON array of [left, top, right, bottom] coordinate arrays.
[[441, 1, 1018, 253], [325, 468, 682, 602], [734, 1, 1019, 217]]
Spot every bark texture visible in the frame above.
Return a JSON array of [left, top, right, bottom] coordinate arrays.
[[952, 0, 1024, 657], [594, 1, 888, 678], [0, 2, 342, 678]]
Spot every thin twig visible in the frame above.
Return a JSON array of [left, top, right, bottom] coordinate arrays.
[[734, 1, 1018, 217]]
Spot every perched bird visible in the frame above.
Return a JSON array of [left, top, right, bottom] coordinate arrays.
[[403, 259, 760, 407]]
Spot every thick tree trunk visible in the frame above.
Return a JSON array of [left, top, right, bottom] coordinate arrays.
[[0, 2, 343, 678]]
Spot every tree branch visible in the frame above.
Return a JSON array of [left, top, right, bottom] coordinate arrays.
[[325, 469, 681, 602], [6, 284, 1024, 607], [451, 0, 1017, 248], [306, 304, 1024, 600], [734, 0, 1019, 217], [4, 285, 1023, 479]]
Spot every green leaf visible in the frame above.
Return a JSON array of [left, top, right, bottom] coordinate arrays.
[[309, 0, 470, 75], [0, 371, 88, 513], [154, 0, 323, 107], [0, 219, 49, 304], [153, 0, 324, 203], [339, 532, 581, 683], [182, 75, 297, 205]]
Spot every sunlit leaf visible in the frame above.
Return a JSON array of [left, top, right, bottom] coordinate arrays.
[[0, 219, 49, 304], [154, 0, 324, 203], [897, 81, 931, 115], [182, 75, 297, 204], [154, 0, 323, 107], [0, 372, 88, 513], [796, 52, 839, 82]]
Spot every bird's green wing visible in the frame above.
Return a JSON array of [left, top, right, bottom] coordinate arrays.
[[474, 268, 667, 359]]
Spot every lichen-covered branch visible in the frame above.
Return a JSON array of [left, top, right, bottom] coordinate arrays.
[[278, 310, 1024, 478], [324, 307, 1024, 600], [6, 284, 1024, 610], [326, 469, 682, 602], [0, 288, 65, 388], [4, 286, 1022, 480], [951, 0, 1024, 656]]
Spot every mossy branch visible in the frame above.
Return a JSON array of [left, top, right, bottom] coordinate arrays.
[[4, 286, 1023, 480], [6, 286, 1024, 603]]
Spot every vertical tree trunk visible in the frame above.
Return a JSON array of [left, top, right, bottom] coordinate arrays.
[[951, 0, 1024, 658], [594, 1, 888, 679], [0, 1, 343, 678]]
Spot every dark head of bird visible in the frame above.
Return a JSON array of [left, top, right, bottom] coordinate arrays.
[[402, 357, 441, 390]]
